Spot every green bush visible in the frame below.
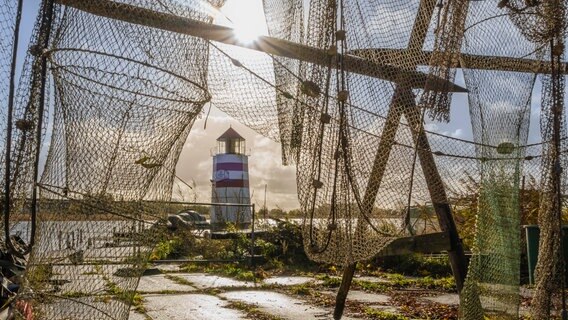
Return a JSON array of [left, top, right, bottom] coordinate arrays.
[[263, 220, 311, 266], [372, 254, 452, 278], [364, 308, 409, 320]]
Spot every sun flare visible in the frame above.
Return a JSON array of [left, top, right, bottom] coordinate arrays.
[[218, 0, 267, 44]]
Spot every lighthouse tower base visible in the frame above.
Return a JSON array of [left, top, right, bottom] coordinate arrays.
[[211, 152, 251, 230]]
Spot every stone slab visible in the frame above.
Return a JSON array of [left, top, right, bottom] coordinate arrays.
[[137, 274, 196, 293], [128, 311, 148, 320], [322, 290, 390, 304], [263, 276, 316, 286], [221, 290, 340, 320], [347, 290, 390, 304], [174, 273, 257, 289], [152, 263, 182, 273], [421, 293, 459, 305], [355, 276, 390, 284], [144, 293, 247, 320]]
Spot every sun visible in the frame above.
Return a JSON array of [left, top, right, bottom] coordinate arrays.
[[217, 0, 267, 44]]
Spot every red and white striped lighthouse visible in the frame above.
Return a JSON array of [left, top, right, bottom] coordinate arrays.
[[211, 127, 251, 228]]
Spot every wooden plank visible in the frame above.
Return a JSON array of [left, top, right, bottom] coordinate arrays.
[[376, 232, 451, 257], [402, 96, 468, 291], [56, 0, 467, 93], [334, 1, 441, 318], [351, 48, 568, 74]]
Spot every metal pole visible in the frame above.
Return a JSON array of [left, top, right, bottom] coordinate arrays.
[[250, 204, 256, 268]]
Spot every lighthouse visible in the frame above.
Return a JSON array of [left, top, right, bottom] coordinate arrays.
[[211, 127, 251, 229]]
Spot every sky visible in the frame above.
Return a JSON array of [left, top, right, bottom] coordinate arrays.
[[14, 0, 549, 211]]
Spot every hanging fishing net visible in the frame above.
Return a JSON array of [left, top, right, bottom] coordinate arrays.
[[0, 0, 17, 158], [2, 0, 568, 319], [5, 1, 222, 319], [457, 2, 541, 318]]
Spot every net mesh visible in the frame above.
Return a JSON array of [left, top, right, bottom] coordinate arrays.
[[12, 1, 221, 319], [457, 2, 542, 318], [0, 0, 567, 319]]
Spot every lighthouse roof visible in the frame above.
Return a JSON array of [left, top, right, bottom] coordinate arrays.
[[217, 127, 244, 140]]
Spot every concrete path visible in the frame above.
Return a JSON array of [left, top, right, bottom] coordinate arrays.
[[263, 276, 316, 286], [144, 293, 247, 320], [131, 270, 475, 319], [221, 290, 334, 320], [172, 273, 257, 289], [137, 274, 197, 293]]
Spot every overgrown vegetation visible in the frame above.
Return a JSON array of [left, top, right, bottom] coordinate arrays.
[[151, 219, 316, 271], [369, 254, 453, 278], [451, 173, 568, 250], [227, 301, 284, 320], [364, 308, 409, 320]]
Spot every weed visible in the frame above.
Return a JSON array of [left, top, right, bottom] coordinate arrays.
[[289, 283, 312, 295], [364, 308, 409, 320], [353, 280, 388, 292], [317, 275, 341, 288], [131, 293, 146, 313], [61, 291, 89, 298], [164, 274, 194, 286], [227, 301, 284, 320]]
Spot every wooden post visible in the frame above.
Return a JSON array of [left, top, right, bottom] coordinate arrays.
[[55, 0, 466, 93], [403, 99, 468, 291], [334, 0, 439, 318]]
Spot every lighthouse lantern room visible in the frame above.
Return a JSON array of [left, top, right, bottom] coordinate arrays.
[[211, 127, 251, 229]]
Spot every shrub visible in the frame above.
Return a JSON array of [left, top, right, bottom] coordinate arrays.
[[364, 308, 409, 320], [372, 254, 452, 278]]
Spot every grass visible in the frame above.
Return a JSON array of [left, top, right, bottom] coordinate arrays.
[[181, 263, 260, 282], [353, 279, 389, 292], [364, 308, 409, 320], [131, 292, 146, 313], [227, 301, 285, 320], [100, 274, 146, 313], [150, 238, 182, 261], [316, 274, 342, 287], [164, 274, 194, 286], [384, 273, 456, 291], [61, 291, 89, 298], [289, 283, 312, 295]]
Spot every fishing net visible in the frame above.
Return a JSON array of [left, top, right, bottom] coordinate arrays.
[[0, 0, 16, 240], [2, 0, 568, 319], [7, 1, 222, 319], [521, 1, 568, 317], [457, 2, 541, 318], [0, 0, 16, 159]]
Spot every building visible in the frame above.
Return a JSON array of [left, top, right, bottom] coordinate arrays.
[[210, 127, 251, 229]]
